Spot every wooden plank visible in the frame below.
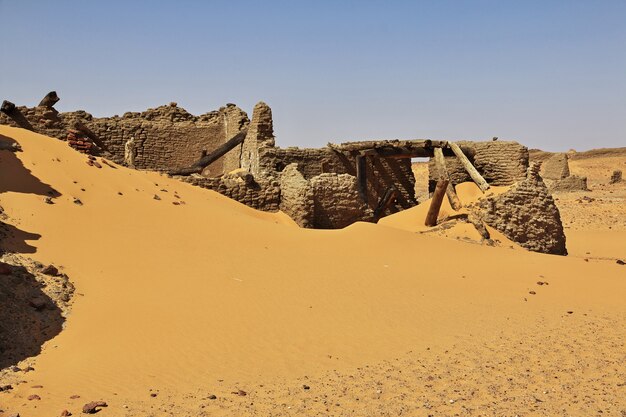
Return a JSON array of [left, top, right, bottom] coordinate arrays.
[[38, 91, 60, 108], [373, 187, 398, 219], [356, 154, 367, 202], [433, 147, 462, 210], [169, 129, 248, 176], [425, 179, 449, 226], [448, 141, 490, 192]]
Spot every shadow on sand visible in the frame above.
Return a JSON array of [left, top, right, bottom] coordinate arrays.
[[0, 132, 67, 369]]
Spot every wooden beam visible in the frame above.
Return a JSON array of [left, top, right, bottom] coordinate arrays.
[[448, 141, 490, 192], [1, 100, 34, 131], [433, 147, 462, 210], [356, 154, 367, 202], [374, 187, 398, 219], [169, 129, 248, 176], [38, 91, 60, 108], [425, 179, 449, 226]]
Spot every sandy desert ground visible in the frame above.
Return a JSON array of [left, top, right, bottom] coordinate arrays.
[[0, 126, 625, 416]]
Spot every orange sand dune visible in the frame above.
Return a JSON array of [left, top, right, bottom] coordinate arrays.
[[0, 126, 625, 416]]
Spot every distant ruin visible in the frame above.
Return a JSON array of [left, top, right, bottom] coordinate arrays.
[[1, 92, 567, 254]]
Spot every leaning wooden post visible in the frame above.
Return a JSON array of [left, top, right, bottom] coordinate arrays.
[[433, 147, 462, 210], [38, 91, 60, 108], [356, 153, 367, 203], [448, 142, 490, 192], [425, 179, 449, 226], [1, 100, 34, 131]]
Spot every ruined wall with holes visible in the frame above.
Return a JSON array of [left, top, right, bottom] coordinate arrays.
[[0, 103, 249, 176], [428, 141, 529, 193]]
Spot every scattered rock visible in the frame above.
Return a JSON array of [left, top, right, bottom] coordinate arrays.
[[232, 389, 247, 396], [303, 384, 310, 390], [529, 291, 536, 295], [28, 394, 41, 400], [60, 410, 72, 416], [150, 392, 157, 397], [153, 194, 161, 201], [617, 259, 625, 265], [609, 170, 622, 184], [208, 394, 217, 400], [31, 384, 43, 388], [73, 198, 83, 206], [567, 311, 574, 314], [0, 384, 13, 392], [42, 264, 59, 276], [45, 197, 54, 204], [70, 395, 81, 399], [23, 366, 35, 372], [82, 401, 108, 414]]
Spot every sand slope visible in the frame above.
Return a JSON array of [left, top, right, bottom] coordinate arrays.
[[0, 126, 625, 416]]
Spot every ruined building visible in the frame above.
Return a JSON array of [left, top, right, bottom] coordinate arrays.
[[1, 92, 567, 255]]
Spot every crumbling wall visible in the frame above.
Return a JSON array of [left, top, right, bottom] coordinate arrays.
[[177, 171, 280, 212], [473, 164, 567, 255], [310, 173, 373, 229], [541, 153, 570, 180], [240, 102, 275, 177], [279, 164, 315, 227], [0, 103, 249, 175], [429, 141, 529, 193]]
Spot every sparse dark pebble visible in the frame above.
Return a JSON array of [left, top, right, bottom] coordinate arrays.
[[303, 384, 310, 390], [82, 401, 108, 414], [73, 198, 82, 206], [42, 264, 59, 276], [150, 392, 157, 397], [529, 291, 536, 295], [567, 311, 574, 314], [28, 394, 41, 400], [45, 197, 54, 204], [153, 194, 161, 201], [69, 395, 81, 399], [60, 409, 72, 416], [617, 259, 625, 265], [0, 384, 13, 391], [208, 394, 217, 400]]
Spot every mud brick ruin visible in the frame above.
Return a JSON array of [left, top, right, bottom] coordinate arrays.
[[1, 92, 567, 254]]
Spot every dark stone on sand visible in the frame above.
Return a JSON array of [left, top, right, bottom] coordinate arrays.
[[82, 401, 108, 414], [42, 264, 59, 276], [28, 394, 41, 400]]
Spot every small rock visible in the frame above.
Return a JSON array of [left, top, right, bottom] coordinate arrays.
[[28, 394, 41, 400], [7, 413, 20, 417], [536, 281, 544, 285], [208, 394, 217, 400], [31, 384, 43, 388], [0, 384, 13, 392], [567, 311, 574, 314], [529, 291, 536, 295], [82, 401, 108, 414], [302, 384, 310, 390], [150, 392, 157, 397], [153, 194, 161, 201], [70, 395, 81, 399], [73, 198, 83, 206], [617, 259, 625, 265], [45, 197, 54, 204], [232, 389, 247, 396], [42, 264, 59, 276], [23, 366, 34, 372], [10, 366, 21, 372], [61, 410, 72, 416]]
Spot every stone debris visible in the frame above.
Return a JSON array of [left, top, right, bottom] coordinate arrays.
[[610, 170, 622, 184], [66, 130, 93, 154], [82, 401, 108, 414], [27, 394, 41, 400]]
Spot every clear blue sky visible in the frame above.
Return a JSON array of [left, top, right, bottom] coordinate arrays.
[[1, 1, 624, 151]]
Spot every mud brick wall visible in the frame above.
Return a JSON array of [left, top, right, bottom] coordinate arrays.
[[429, 141, 529, 193], [310, 173, 373, 229], [177, 174, 280, 212], [279, 164, 315, 228], [541, 153, 570, 180], [258, 146, 417, 215], [473, 164, 567, 255], [0, 103, 249, 175]]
